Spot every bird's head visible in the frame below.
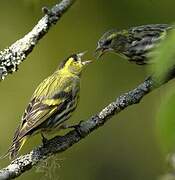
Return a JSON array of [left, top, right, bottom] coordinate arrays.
[[95, 29, 129, 58], [59, 52, 91, 75]]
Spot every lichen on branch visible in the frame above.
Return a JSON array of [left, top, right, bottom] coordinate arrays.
[[0, 0, 75, 80]]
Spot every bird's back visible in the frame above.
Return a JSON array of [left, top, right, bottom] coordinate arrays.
[[123, 24, 173, 64]]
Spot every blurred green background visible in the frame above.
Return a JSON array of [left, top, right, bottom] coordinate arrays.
[[1, 0, 175, 179]]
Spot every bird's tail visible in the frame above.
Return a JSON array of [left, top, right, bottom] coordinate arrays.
[[0, 137, 27, 160], [9, 137, 27, 160]]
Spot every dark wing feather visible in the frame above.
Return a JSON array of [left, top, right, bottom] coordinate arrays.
[[124, 24, 173, 64], [7, 75, 80, 159], [12, 98, 57, 143], [12, 91, 72, 144]]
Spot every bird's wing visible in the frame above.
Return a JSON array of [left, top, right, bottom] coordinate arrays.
[[129, 24, 172, 45], [130, 24, 171, 36], [123, 24, 172, 64], [12, 91, 72, 144], [12, 74, 80, 145]]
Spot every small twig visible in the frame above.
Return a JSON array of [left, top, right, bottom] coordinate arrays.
[[0, 78, 153, 179], [0, 0, 75, 80]]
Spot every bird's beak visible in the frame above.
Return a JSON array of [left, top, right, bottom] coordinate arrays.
[[77, 51, 92, 65], [95, 46, 106, 59], [77, 51, 88, 59], [82, 60, 92, 65], [95, 44, 101, 52], [95, 44, 101, 54], [95, 45, 114, 59]]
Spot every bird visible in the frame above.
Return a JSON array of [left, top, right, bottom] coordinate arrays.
[[95, 24, 173, 65], [5, 52, 91, 159]]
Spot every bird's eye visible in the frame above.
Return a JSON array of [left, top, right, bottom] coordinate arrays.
[[73, 55, 78, 62], [103, 39, 112, 46], [70, 54, 78, 62], [74, 57, 78, 62]]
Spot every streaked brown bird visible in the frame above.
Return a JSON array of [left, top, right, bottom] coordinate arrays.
[[95, 24, 173, 65]]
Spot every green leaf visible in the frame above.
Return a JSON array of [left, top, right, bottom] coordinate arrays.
[[156, 90, 175, 154], [149, 25, 175, 85]]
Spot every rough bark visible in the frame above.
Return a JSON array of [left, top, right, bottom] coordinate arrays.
[[0, 0, 75, 80], [0, 78, 153, 179]]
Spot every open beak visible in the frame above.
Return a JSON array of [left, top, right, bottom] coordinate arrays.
[[95, 46, 106, 59], [77, 51, 92, 65], [82, 60, 92, 65], [77, 51, 88, 59], [95, 45, 114, 59]]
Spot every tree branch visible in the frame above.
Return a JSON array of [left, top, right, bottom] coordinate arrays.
[[0, 77, 153, 179], [0, 0, 75, 80]]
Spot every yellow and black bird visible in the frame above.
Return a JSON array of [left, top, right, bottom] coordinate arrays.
[[96, 24, 173, 65], [6, 52, 91, 159]]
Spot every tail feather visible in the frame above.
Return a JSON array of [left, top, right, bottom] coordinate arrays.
[[0, 137, 27, 160], [9, 137, 27, 160], [0, 149, 10, 160]]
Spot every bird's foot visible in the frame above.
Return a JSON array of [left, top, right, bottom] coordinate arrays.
[[60, 121, 85, 138], [60, 121, 82, 130], [41, 133, 49, 145]]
